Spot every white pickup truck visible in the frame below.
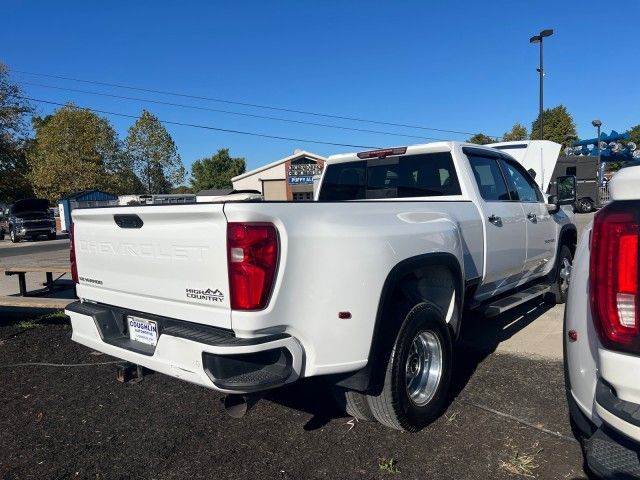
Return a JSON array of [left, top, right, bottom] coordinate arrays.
[[66, 142, 577, 432], [564, 161, 640, 477]]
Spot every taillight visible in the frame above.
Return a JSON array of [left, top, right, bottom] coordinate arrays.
[[70, 223, 79, 284], [227, 223, 279, 310], [590, 201, 640, 353]]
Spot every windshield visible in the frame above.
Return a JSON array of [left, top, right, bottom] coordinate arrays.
[[10, 198, 50, 215], [319, 152, 461, 201]]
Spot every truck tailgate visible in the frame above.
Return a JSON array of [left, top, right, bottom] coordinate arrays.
[[72, 204, 231, 329]]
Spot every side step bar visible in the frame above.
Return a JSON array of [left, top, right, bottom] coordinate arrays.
[[479, 284, 550, 318]]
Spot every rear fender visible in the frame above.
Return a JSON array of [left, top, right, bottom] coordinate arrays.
[[334, 252, 464, 394]]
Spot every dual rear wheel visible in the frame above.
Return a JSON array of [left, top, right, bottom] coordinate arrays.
[[335, 244, 574, 431], [333, 301, 452, 432]]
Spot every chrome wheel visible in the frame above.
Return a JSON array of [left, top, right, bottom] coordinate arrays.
[[578, 199, 592, 213], [405, 330, 443, 407], [559, 257, 572, 295]]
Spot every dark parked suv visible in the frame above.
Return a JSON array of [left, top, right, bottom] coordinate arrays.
[[7, 198, 57, 243]]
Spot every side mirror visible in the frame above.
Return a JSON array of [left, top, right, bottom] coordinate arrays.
[[556, 175, 577, 205]]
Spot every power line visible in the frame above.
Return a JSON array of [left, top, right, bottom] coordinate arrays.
[[15, 69, 497, 138], [13, 94, 380, 149], [21, 81, 446, 141]]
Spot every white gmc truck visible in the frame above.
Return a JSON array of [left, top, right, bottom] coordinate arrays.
[[564, 161, 640, 477], [66, 142, 577, 432]]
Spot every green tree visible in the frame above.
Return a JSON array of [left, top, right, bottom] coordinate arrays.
[[172, 185, 193, 194], [190, 148, 246, 191], [112, 161, 146, 195], [606, 124, 640, 173], [125, 110, 185, 194], [530, 105, 577, 146], [502, 123, 528, 142], [467, 133, 495, 145], [0, 63, 35, 202], [626, 124, 640, 146], [27, 104, 122, 203]]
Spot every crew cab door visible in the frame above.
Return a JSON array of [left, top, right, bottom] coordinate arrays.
[[499, 157, 556, 279], [466, 151, 526, 297]]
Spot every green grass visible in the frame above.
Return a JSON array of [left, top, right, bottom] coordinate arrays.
[[16, 320, 41, 329], [379, 458, 400, 475], [9, 310, 68, 330], [37, 310, 69, 321]]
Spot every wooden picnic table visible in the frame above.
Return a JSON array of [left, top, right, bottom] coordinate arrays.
[[1, 240, 74, 309], [2, 266, 70, 297]]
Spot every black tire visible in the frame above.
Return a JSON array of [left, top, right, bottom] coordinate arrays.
[[366, 302, 453, 432], [545, 245, 572, 305], [47, 232, 57, 240], [332, 386, 376, 421], [575, 198, 593, 214], [9, 228, 20, 243]]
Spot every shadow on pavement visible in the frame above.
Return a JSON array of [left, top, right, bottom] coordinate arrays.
[[262, 297, 555, 431], [0, 307, 69, 327], [264, 377, 346, 431], [451, 298, 554, 399]]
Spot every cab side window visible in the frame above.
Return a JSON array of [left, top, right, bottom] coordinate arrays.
[[468, 155, 510, 201], [499, 159, 543, 202]]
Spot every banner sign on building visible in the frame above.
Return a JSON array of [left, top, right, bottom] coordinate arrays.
[[288, 159, 323, 177], [288, 176, 314, 185]]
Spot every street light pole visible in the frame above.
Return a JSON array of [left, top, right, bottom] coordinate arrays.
[[592, 119, 603, 187], [539, 36, 544, 140], [530, 29, 554, 140], [592, 119, 602, 152]]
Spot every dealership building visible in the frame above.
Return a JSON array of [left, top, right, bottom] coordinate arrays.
[[231, 150, 326, 201]]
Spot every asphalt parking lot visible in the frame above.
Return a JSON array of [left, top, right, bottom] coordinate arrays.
[[0, 212, 595, 479]]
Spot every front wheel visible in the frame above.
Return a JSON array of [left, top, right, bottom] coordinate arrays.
[[366, 302, 453, 432], [545, 245, 573, 305], [575, 198, 593, 214], [10, 228, 20, 243]]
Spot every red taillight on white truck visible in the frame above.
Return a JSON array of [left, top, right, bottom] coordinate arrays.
[[70, 223, 79, 284], [227, 223, 279, 310], [590, 201, 640, 352]]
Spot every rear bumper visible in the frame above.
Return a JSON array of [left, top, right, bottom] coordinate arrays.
[[65, 301, 303, 394], [583, 379, 640, 477], [585, 426, 640, 478], [595, 378, 640, 444]]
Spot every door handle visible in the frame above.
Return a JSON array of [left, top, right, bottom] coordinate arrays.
[[527, 212, 537, 221], [488, 214, 502, 224]]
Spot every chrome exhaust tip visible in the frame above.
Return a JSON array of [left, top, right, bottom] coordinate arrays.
[[223, 393, 264, 418]]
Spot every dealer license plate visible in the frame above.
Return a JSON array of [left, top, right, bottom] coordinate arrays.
[[127, 316, 158, 346]]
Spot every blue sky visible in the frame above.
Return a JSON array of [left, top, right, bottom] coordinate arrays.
[[2, 0, 639, 176]]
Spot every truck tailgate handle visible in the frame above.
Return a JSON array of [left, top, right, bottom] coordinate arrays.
[[114, 214, 143, 229]]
